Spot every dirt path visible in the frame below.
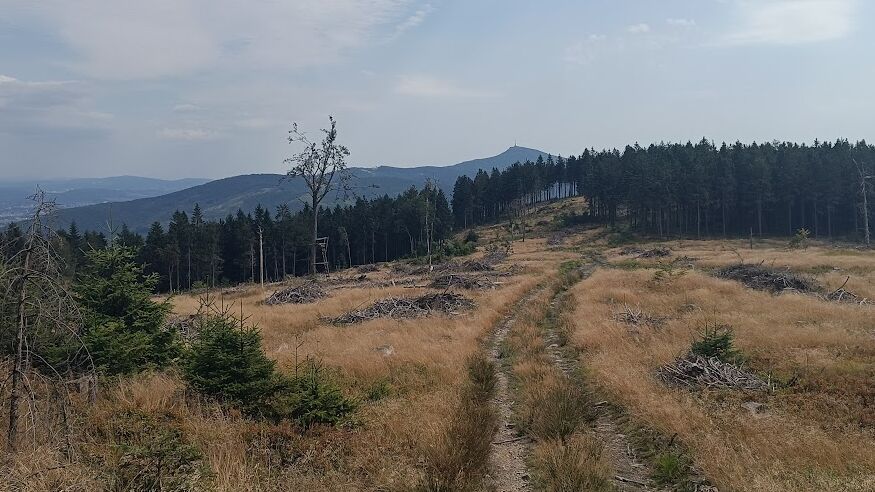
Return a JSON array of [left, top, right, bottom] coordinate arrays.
[[485, 285, 545, 492], [542, 266, 656, 492]]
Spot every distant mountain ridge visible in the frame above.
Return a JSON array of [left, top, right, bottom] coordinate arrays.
[[0, 176, 210, 225], [51, 146, 549, 233]]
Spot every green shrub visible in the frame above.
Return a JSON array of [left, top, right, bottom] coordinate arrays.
[[690, 324, 740, 363], [441, 239, 476, 258], [76, 246, 178, 375], [652, 450, 691, 486], [182, 308, 355, 426], [269, 359, 356, 428], [364, 378, 393, 401], [789, 228, 811, 249], [182, 313, 284, 415], [95, 409, 205, 491], [464, 229, 479, 244], [554, 211, 595, 228]]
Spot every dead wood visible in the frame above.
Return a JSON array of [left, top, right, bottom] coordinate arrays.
[[612, 303, 665, 327], [638, 247, 672, 258], [717, 263, 818, 293], [658, 354, 772, 391], [328, 292, 474, 325], [429, 273, 502, 290], [265, 281, 326, 305]]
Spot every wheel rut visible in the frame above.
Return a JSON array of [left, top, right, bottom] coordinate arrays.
[[542, 265, 657, 492], [485, 284, 546, 492]]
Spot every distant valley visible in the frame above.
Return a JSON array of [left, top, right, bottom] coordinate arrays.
[[0, 176, 210, 226]]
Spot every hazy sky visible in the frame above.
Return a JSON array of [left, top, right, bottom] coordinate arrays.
[[1, 0, 873, 179]]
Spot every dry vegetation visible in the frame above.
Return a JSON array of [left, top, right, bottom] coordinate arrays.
[[573, 241, 875, 491], [4, 196, 873, 491]]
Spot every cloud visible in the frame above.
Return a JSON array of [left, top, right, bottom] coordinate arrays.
[[564, 34, 607, 65], [7, 0, 417, 79], [394, 75, 498, 98], [157, 127, 216, 140], [234, 117, 281, 129], [173, 103, 203, 113], [626, 23, 651, 34], [667, 18, 696, 27], [388, 3, 434, 41], [0, 75, 112, 135], [724, 0, 855, 45]]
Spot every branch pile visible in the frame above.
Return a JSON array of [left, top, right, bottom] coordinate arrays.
[[819, 277, 873, 305], [324, 274, 369, 286], [329, 292, 474, 325], [265, 282, 326, 305], [482, 250, 508, 264], [638, 247, 672, 258], [658, 354, 771, 391], [429, 273, 500, 290], [717, 263, 818, 293], [619, 246, 643, 256], [547, 232, 566, 246], [166, 314, 201, 341], [612, 303, 665, 327]]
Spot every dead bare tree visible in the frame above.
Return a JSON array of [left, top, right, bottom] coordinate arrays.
[[284, 116, 350, 275], [852, 158, 872, 247], [1, 191, 94, 453]]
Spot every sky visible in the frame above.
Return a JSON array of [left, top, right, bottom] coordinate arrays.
[[1, 0, 873, 179]]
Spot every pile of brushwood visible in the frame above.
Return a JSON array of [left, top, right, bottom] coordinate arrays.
[[819, 277, 873, 305], [429, 273, 501, 290], [719, 263, 872, 305], [659, 354, 772, 391], [265, 282, 326, 305], [612, 303, 665, 327], [619, 246, 672, 258], [619, 246, 643, 256], [638, 247, 672, 258], [482, 250, 507, 264], [659, 324, 771, 391], [547, 232, 566, 246], [717, 263, 817, 293], [166, 314, 202, 341], [329, 292, 474, 325], [456, 259, 494, 271]]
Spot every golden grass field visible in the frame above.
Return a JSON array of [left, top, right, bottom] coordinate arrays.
[[2, 197, 874, 491], [571, 240, 875, 491]]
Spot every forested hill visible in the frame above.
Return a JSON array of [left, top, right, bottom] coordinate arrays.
[[55, 146, 548, 233], [451, 139, 874, 239]]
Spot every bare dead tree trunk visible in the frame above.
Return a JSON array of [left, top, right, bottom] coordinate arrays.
[[7, 246, 31, 452], [258, 226, 264, 288], [312, 193, 318, 275]]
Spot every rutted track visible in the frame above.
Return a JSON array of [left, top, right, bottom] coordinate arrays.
[[485, 284, 547, 492], [542, 264, 656, 491]]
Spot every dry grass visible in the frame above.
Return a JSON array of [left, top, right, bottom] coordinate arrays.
[[571, 243, 875, 491], [2, 246, 559, 491], [531, 434, 615, 492], [418, 353, 498, 491], [502, 267, 613, 491]]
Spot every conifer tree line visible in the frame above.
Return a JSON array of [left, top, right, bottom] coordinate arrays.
[[1, 186, 453, 293], [2, 138, 873, 295], [451, 139, 874, 239]]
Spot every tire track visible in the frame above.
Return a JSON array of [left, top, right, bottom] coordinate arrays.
[[542, 264, 656, 492], [485, 284, 547, 492]]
